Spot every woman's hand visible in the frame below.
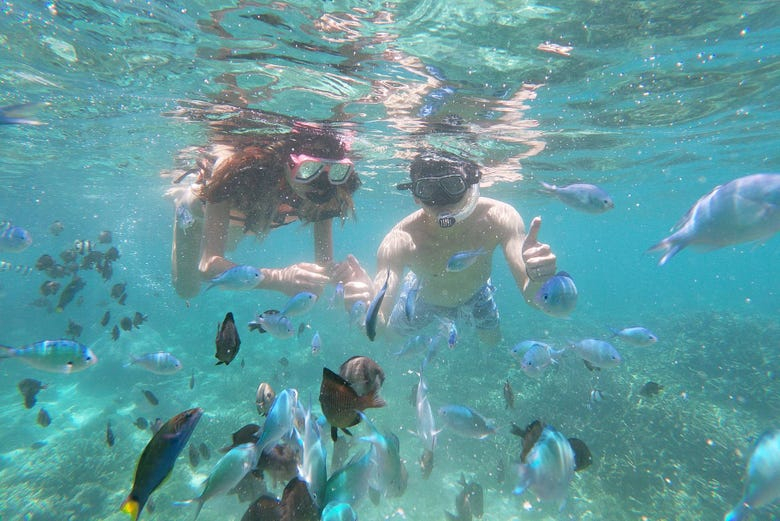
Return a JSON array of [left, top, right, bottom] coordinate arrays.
[[264, 262, 331, 296], [522, 216, 557, 283], [331, 254, 374, 310]]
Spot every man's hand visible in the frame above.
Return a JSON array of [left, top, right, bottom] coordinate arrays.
[[332, 254, 374, 310], [521, 216, 557, 282]]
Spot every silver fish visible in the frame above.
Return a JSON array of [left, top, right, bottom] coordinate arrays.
[[609, 326, 658, 346], [366, 270, 389, 341], [206, 265, 263, 291], [533, 271, 578, 318], [124, 352, 183, 375], [540, 181, 614, 213], [726, 429, 780, 521], [570, 339, 622, 369], [649, 173, 780, 265], [514, 424, 576, 508], [438, 404, 496, 439]]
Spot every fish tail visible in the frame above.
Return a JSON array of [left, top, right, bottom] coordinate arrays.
[[647, 236, 686, 266], [539, 181, 556, 193], [0, 346, 14, 358], [724, 504, 748, 521], [119, 496, 141, 520]]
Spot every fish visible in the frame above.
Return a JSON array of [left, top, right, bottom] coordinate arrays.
[[725, 429, 780, 521], [35, 254, 55, 271], [366, 270, 389, 341], [248, 310, 295, 339], [393, 334, 430, 358], [280, 291, 318, 317], [199, 442, 211, 460], [65, 319, 83, 339], [118, 292, 128, 305], [100, 310, 111, 327], [175, 204, 195, 233], [111, 283, 127, 299], [0, 221, 33, 252], [0, 102, 46, 125], [415, 367, 438, 479], [358, 411, 406, 500], [328, 281, 345, 310], [111, 325, 120, 341], [189, 370, 195, 390], [39, 280, 61, 296], [142, 390, 159, 406], [503, 380, 515, 409], [188, 443, 200, 468], [215, 312, 241, 365], [125, 352, 183, 375], [257, 442, 300, 487], [255, 388, 299, 455], [348, 300, 367, 329], [134, 417, 149, 430], [49, 220, 65, 236], [438, 404, 496, 439], [206, 265, 263, 291], [132, 312, 148, 328], [0, 340, 98, 373], [299, 406, 327, 508], [514, 424, 576, 508], [570, 339, 622, 370], [149, 418, 163, 434], [120, 407, 203, 520], [404, 280, 420, 322], [256, 382, 275, 416], [639, 381, 664, 397], [338, 356, 386, 397], [105, 246, 120, 262], [120, 317, 134, 331], [321, 501, 358, 521], [98, 230, 113, 243], [324, 448, 375, 508], [533, 271, 578, 318], [56, 276, 86, 312], [241, 477, 318, 521], [178, 443, 258, 520], [515, 341, 565, 378], [310, 330, 322, 356], [446, 247, 488, 272], [539, 181, 614, 213], [319, 367, 386, 442], [649, 173, 780, 265], [445, 474, 484, 521], [107, 421, 116, 447], [18, 378, 47, 408], [220, 424, 261, 453], [610, 326, 658, 346], [37, 408, 51, 427]]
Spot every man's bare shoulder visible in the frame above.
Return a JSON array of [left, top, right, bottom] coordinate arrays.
[[379, 210, 424, 258], [478, 197, 523, 228]]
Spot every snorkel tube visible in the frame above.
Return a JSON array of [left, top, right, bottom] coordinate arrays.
[[437, 184, 479, 228]]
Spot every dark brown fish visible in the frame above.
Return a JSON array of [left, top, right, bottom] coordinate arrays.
[[319, 367, 386, 442], [503, 380, 515, 410], [111, 282, 127, 299], [134, 417, 149, 430], [279, 476, 318, 521], [35, 254, 55, 271], [98, 230, 113, 244], [65, 319, 83, 339], [639, 381, 664, 397], [18, 378, 47, 409], [81, 250, 104, 270], [278, 357, 289, 367], [215, 312, 241, 365], [188, 443, 200, 468], [420, 448, 434, 480], [120, 408, 203, 520], [241, 494, 282, 521], [142, 390, 159, 406], [111, 325, 120, 341], [446, 474, 483, 521], [46, 264, 67, 279], [37, 408, 51, 427], [221, 424, 261, 453], [98, 259, 113, 281], [120, 317, 134, 331], [257, 443, 300, 487], [568, 437, 592, 472], [511, 420, 544, 463], [189, 370, 195, 390], [199, 441, 211, 460], [39, 280, 60, 296], [132, 311, 148, 328], [55, 276, 85, 312], [104, 246, 120, 261], [100, 310, 111, 327], [106, 421, 115, 447], [338, 355, 385, 397], [59, 248, 78, 263]]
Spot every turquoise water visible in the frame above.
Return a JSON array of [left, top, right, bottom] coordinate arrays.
[[1, 1, 779, 520]]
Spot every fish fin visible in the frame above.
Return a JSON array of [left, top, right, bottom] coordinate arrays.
[[120, 496, 141, 520], [341, 427, 353, 437], [330, 426, 338, 442], [583, 359, 600, 372], [539, 181, 556, 193], [647, 236, 685, 266], [215, 360, 225, 366]]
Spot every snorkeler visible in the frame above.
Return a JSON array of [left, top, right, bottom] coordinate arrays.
[[168, 114, 362, 299], [343, 149, 558, 345]]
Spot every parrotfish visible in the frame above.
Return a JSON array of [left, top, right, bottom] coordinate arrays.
[[120, 407, 203, 520], [725, 429, 780, 521], [0, 340, 97, 373], [124, 352, 182, 375], [649, 173, 780, 265], [539, 181, 614, 213], [0, 222, 32, 252], [446, 247, 488, 272], [438, 404, 496, 439], [533, 271, 578, 318], [206, 265, 263, 291]]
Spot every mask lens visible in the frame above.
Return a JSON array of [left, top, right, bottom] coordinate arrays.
[[295, 161, 325, 181], [439, 175, 467, 196], [413, 178, 440, 199], [328, 163, 353, 183]]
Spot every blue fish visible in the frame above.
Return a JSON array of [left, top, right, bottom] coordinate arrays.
[[726, 429, 780, 521], [124, 352, 182, 375], [609, 326, 658, 346], [649, 173, 780, 265], [248, 310, 295, 339], [311, 331, 322, 356], [206, 265, 263, 291], [514, 341, 565, 378], [366, 270, 389, 341], [0, 340, 98, 373], [324, 448, 375, 508], [404, 280, 420, 322], [446, 247, 488, 272], [438, 404, 496, 439], [281, 291, 318, 317], [349, 300, 367, 329], [533, 271, 578, 318], [540, 181, 614, 213], [570, 339, 622, 369], [514, 424, 576, 509], [0, 222, 32, 253], [0, 103, 46, 126]]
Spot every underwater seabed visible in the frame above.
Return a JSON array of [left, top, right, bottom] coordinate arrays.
[[1, 309, 779, 520]]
